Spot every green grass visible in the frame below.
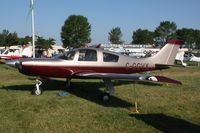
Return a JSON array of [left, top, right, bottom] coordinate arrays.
[[0, 61, 200, 133]]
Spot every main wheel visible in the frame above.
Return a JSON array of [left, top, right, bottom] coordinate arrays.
[[31, 87, 43, 96], [101, 93, 110, 102]]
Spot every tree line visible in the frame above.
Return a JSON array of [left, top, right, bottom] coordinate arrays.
[[133, 21, 200, 49], [108, 21, 200, 49], [0, 29, 55, 49], [1, 15, 200, 49], [60, 15, 200, 49]]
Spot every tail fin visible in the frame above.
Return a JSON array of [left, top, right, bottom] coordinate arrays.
[[150, 39, 182, 65]]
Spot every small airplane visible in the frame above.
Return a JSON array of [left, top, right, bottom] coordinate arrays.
[[186, 53, 200, 62], [0, 45, 32, 60], [6, 39, 182, 101], [175, 50, 200, 66], [175, 48, 188, 66]]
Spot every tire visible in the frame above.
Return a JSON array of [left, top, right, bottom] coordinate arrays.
[[31, 87, 43, 96], [101, 93, 110, 102]]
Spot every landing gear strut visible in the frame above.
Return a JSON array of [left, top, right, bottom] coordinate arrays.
[[31, 79, 43, 95], [101, 79, 115, 102], [66, 78, 71, 87]]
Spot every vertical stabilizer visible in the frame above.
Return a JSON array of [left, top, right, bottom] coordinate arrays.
[[150, 39, 182, 65]]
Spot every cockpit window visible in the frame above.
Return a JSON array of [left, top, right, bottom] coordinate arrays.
[[103, 52, 119, 62], [59, 51, 75, 60], [78, 49, 97, 61]]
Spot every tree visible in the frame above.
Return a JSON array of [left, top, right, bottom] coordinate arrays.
[[176, 28, 195, 48], [0, 30, 19, 47], [177, 28, 200, 49], [61, 15, 91, 48], [108, 27, 123, 44], [19, 36, 32, 45], [0, 30, 9, 46], [35, 36, 55, 49], [6, 32, 19, 46], [154, 21, 177, 45], [132, 29, 154, 44], [194, 30, 200, 49]]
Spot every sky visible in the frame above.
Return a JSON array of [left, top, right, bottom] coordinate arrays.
[[0, 0, 200, 45]]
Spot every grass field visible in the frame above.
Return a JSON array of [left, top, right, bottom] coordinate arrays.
[[0, 61, 200, 133]]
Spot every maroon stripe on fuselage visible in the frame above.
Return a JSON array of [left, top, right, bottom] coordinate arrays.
[[20, 65, 155, 78]]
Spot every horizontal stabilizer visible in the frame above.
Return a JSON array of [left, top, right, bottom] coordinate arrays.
[[154, 76, 182, 85]]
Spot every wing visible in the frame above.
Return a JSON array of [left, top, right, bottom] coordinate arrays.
[[76, 73, 182, 85]]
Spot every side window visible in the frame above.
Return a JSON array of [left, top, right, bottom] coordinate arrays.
[[78, 49, 97, 61], [59, 51, 75, 60], [103, 52, 119, 62]]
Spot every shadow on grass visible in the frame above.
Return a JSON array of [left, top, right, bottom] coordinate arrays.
[[1, 79, 134, 108], [68, 80, 134, 108], [1, 78, 164, 107], [130, 113, 200, 133], [1, 84, 32, 91]]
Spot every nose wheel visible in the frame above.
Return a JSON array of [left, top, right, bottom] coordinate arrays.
[[31, 79, 43, 95]]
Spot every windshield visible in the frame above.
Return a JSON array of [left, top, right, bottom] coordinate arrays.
[[57, 51, 75, 60], [0, 49, 5, 54]]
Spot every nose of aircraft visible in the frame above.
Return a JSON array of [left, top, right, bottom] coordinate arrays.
[[5, 59, 20, 68]]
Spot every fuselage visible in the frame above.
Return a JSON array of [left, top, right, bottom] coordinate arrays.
[[19, 48, 155, 78], [0, 46, 32, 60]]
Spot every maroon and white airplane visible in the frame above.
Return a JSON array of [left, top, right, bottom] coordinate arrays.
[[6, 39, 182, 101], [0, 45, 32, 60]]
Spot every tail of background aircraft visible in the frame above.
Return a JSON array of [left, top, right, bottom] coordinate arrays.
[[149, 39, 182, 65]]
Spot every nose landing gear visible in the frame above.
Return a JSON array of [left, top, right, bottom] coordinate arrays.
[[31, 79, 43, 95]]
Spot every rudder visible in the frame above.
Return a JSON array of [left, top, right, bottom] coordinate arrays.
[[150, 39, 182, 65]]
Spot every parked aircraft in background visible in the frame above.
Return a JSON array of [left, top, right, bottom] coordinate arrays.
[[103, 45, 160, 58], [0, 45, 32, 60], [175, 49, 200, 65], [6, 39, 182, 101], [175, 48, 188, 66], [105, 44, 190, 67], [0, 45, 67, 59], [185, 53, 200, 62]]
